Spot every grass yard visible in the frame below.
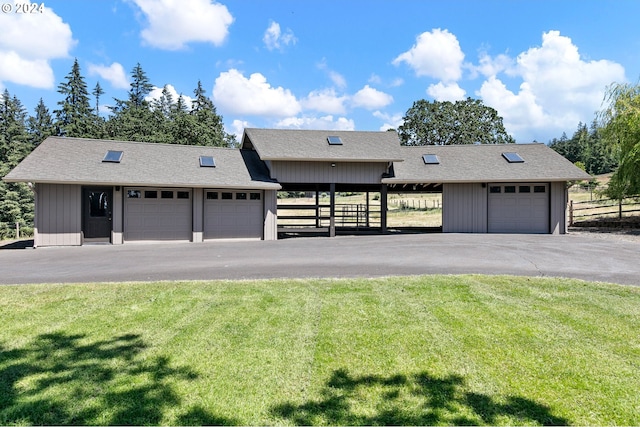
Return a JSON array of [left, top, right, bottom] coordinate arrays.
[[1, 275, 639, 426]]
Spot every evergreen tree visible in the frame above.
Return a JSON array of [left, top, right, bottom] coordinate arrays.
[[0, 90, 34, 237], [107, 63, 162, 142], [549, 121, 617, 176], [91, 82, 107, 139], [27, 98, 55, 146], [92, 82, 104, 116], [128, 63, 154, 108], [189, 80, 232, 147], [55, 58, 94, 137]]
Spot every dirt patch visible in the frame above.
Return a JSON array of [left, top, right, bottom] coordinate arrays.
[[568, 227, 640, 243]]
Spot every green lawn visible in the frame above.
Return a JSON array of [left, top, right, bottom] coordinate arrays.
[[1, 275, 639, 426]]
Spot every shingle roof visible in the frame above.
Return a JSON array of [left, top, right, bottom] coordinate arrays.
[[242, 128, 404, 162], [3, 137, 281, 189], [384, 143, 591, 184]]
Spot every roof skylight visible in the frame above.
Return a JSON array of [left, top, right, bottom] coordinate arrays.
[[502, 152, 524, 163], [327, 136, 343, 145], [422, 154, 440, 165], [102, 150, 123, 163], [199, 155, 216, 167]]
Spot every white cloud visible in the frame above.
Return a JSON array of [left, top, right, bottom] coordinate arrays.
[[373, 111, 404, 131], [263, 20, 297, 51], [473, 52, 514, 79], [212, 69, 301, 117], [230, 119, 251, 141], [0, 52, 54, 88], [88, 62, 129, 89], [426, 82, 466, 101], [301, 88, 348, 114], [393, 28, 464, 82], [275, 115, 355, 131], [351, 85, 393, 110], [130, 0, 233, 50], [478, 31, 626, 141], [145, 84, 194, 110], [0, 1, 74, 88], [317, 59, 347, 89]]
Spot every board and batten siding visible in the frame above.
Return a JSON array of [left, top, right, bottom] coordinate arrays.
[[269, 161, 388, 184], [35, 183, 82, 246], [549, 181, 568, 234], [264, 190, 278, 240], [442, 183, 488, 233]]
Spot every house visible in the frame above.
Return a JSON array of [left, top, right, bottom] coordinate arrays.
[[3, 129, 590, 247]]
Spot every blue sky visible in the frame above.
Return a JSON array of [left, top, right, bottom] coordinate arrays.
[[1, 0, 639, 143]]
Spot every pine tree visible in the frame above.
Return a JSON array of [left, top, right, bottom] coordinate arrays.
[[55, 58, 94, 137], [189, 80, 232, 147], [27, 98, 55, 147], [129, 63, 154, 108], [92, 82, 104, 116], [0, 90, 34, 237], [107, 63, 162, 142]]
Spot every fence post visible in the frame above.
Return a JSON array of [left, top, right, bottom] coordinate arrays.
[[569, 200, 574, 226], [15, 222, 20, 239]]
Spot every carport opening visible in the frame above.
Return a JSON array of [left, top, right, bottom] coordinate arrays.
[[387, 190, 442, 233], [277, 189, 383, 237], [277, 183, 443, 238]]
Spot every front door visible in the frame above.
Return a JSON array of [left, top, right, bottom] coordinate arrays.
[[83, 187, 113, 240]]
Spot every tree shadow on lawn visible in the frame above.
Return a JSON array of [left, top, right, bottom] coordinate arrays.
[[272, 368, 570, 426], [0, 332, 237, 425]]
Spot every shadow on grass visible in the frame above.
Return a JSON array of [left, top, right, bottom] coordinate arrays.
[[0, 332, 237, 425], [272, 368, 570, 426]]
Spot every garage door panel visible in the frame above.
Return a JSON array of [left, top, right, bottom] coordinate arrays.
[[124, 188, 192, 241], [488, 184, 549, 233], [204, 191, 263, 239]]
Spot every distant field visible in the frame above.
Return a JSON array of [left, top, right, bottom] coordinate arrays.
[[1, 275, 638, 425]]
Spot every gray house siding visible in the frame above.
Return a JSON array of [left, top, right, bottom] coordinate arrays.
[[442, 183, 488, 233], [550, 181, 568, 235], [112, 186, 123, 244], [264, 190, 278, 240], [269, 161, 388, 184], [35, 183, 82, 246]]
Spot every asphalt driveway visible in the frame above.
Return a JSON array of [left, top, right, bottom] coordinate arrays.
[[0, 233, 638, 286]]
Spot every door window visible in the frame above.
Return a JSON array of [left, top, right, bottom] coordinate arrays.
[[89, 191, 109, 217]]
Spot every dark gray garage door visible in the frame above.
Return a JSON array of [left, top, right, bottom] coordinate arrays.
[[204, 190, 263, 239], [488, 183, 549, 233]]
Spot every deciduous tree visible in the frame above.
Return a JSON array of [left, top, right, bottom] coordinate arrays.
[[598, 82, 640, 198], [398, 98, 515, 145]]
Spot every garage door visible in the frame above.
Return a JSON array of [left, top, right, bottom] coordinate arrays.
[[488, 184, 549, 233], [204, 190, 263, 239], [124, 188, 192, 241]]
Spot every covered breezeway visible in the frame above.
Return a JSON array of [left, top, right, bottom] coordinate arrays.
[[277, 182, 446, 238], [277, 183, 388, 237]]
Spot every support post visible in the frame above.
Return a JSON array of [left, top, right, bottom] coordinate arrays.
[[315, 190, 320, 228], [381, 184, 388, 234], [329, 183, 336, 237], [366, 191, 370, 227], [569, 200, 573, 226]]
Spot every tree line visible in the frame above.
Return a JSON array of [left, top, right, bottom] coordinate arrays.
[[0, 59, 234, 238]]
